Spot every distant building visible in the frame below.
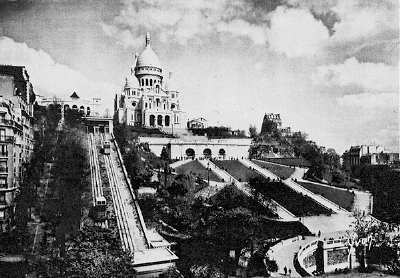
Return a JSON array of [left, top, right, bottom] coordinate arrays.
[[36, 92, 102, 116], [280, 126, 292, 137], [187, 117, 207, 129], [342, 144, 396, 171], [0, 65, 36, 233]]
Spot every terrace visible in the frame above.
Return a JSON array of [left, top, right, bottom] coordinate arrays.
[[175, 160, 222, 182], [213, 159, 263, 182], [253, 160, 295, 180], [257, 181, 333, 217], [298, 182, 354, 211]]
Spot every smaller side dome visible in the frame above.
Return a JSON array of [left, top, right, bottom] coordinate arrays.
[[125, 75, 139, 88]]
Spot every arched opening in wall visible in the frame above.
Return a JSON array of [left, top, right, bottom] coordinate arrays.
[[64, 104, 70, 111], [157, 115, 163, 126], [165, 115, 170, 127], [149, 115, 155, 127], [156, 98, 160, 107], [72, 105, 78, 110], [79, 106, 85, 114], [219, 148, 226, 158], [141, 79, 144, 86], [86, 107, 91, 116], [203, 148, 212, 158], [171, 104, 176, 110], [186, 148, 195, 158]]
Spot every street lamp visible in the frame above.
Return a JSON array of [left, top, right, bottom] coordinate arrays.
[[207, 161, 210, 187]]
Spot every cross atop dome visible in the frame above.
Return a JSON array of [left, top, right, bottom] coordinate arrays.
[[145, 32, 151, 47]]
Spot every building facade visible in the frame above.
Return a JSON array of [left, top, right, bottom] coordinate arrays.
[[36, 91, 102, 117], [115, 33, 184, 131], [0, 65, 36, 233], [342, 144, 392, 171]]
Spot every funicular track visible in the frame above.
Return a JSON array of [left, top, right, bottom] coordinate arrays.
[[99, 133, 149, 253], [87, 133, 104, 205]]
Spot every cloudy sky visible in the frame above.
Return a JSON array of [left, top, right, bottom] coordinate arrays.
[[0, 0, 398, 153]]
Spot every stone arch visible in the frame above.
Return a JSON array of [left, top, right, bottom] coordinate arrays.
[[203, 148, 212, 158], [219, 148, 226, 158], [186, 148, 195, 157], [149, 115, 155, 127], [165, 115, 170, 127], [157, 115, 163, 126]]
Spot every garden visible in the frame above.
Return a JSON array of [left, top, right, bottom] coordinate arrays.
[[252, 159, 295, 179], [298, 182, 354, 211], [213, 160, 263, 182]]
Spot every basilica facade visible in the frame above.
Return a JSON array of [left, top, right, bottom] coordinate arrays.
[[114, 33, 183, 131]]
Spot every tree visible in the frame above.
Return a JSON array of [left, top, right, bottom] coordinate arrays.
[[249, 125, 258, 138], [62, 226, 135, 277]]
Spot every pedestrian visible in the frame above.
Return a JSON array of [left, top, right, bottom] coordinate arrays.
[[289, 268, 292, 276], [284, 266, 287, 275]]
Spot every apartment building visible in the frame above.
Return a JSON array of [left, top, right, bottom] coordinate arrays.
[[0, 65, 35, 233]]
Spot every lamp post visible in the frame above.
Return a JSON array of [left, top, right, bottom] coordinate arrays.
[[207, 161, 210, 187]]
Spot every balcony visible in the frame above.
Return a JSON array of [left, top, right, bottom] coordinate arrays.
[[0, 119, 23, 131]]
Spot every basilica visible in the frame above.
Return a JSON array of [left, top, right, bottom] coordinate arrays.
[[114, 33, 184, 131]]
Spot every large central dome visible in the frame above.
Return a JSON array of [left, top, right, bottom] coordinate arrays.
[[136, 33, 162, 70]]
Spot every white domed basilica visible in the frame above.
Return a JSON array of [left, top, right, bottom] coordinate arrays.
[[114, 33, 183, 130]]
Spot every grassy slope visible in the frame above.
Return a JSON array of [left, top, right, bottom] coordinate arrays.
[[299, 182, 354, 211], [253, 160, 295, 179], [175, 160, 222, 182], [214, 160, 262, 182]]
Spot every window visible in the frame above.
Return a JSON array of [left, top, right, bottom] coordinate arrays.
[[146, 79, 149, 86], [150, 80, 153, 86], [0, 210, 4, 219], [0, 193, 5, 204], [0, 161, 7, 172], [0, 178, 6, 188], [0, 145, 7, 156]]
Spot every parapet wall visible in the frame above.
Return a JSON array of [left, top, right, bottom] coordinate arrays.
[[138, 136, 252, 159]]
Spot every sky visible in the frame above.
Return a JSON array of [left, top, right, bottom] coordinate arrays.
[[0, 0, 398, 153]]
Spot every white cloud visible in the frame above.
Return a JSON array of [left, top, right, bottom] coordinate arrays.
[[312, 57, 398, 92], [266, 7, 329, 58], [0, 36, 117, 102], [337, 93, 398, 109], [216, 19, 267, 44], [102, 0, 269, 47], [331, 0, 398, 42]]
